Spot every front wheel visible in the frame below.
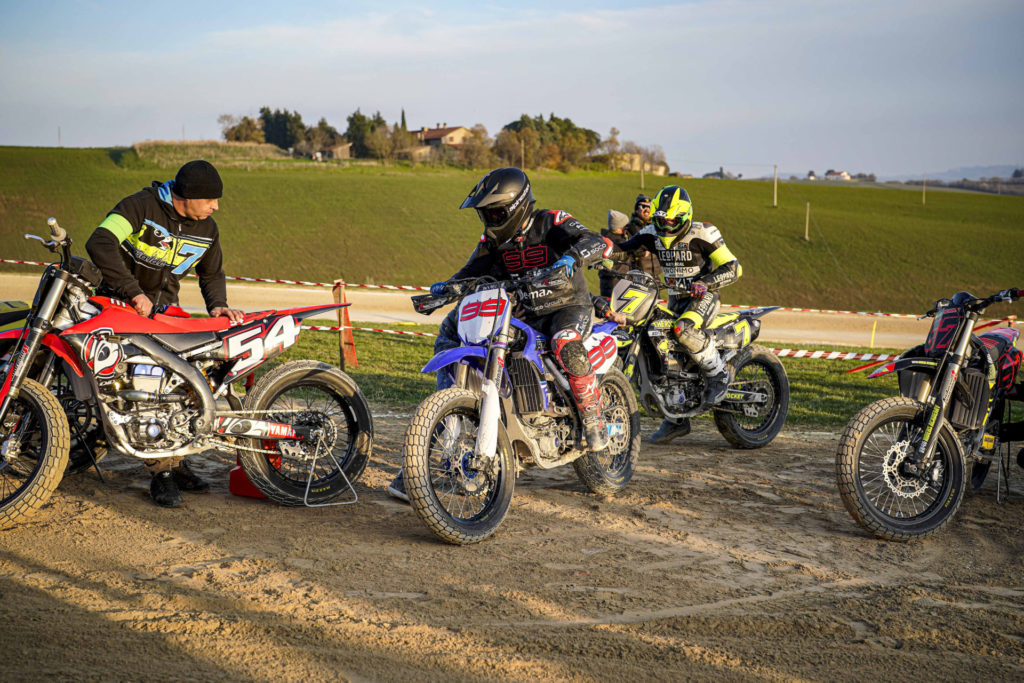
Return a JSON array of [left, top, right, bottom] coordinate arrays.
[[0, 378, 71, 529], [573, 368, 640, 494], [836, 396, 966, 541], [239, 360, 373, 506], [403, 388, 515, 545], [714, 344, 789, 448]]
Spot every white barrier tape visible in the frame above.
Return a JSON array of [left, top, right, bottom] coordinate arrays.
[[721, 303, 918, 319], [3, 258, 1016, 324], [303, 324, 896, 361], [305, 324, 438, 338], [767, 348, 896, 362]]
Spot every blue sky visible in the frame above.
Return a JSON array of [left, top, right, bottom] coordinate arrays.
[[1, 0, 1022, 178]]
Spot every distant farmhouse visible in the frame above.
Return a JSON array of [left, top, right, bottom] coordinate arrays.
[[824, 170, 851, 181], [613, 152, 669, 176], [401, 124, 470, 162]]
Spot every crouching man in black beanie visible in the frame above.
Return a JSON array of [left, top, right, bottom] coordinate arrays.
[[86, 159, 245, 508]]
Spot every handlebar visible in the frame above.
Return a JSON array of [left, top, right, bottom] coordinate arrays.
[[47, 217, 68, 243], [923, 288, 1022, 317]]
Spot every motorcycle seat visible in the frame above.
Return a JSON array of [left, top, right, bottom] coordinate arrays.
[[151, 331, 220, 354]]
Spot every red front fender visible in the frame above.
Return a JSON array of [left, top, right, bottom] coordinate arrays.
[[0, 328, 84, 378]]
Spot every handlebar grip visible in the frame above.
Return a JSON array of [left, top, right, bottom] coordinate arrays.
[[47, 217, 68, 242]]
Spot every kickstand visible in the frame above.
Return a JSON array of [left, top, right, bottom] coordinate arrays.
[[71, 420, 106, 484], [302, 447, 358, 508], [996, 442, 1011, 504]]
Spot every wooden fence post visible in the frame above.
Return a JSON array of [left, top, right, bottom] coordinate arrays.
[[332, 279, 358, 370]]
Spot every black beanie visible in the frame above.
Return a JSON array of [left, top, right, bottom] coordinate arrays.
[[174, 160, 223, 199]]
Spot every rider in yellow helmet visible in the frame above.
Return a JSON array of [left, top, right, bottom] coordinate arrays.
[[611, 185, 741, 444]]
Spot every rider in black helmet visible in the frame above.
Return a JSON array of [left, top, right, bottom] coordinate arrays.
[[388, 167, 612, 501]]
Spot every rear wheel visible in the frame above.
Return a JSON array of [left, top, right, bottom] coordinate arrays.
[[238, 361, 373, 506], [836, 397, 966, 541], [0, 379, 71, 529], [714, 344, 789, 448], [573, 368, 640, 494], [404, 388, 515, 545]]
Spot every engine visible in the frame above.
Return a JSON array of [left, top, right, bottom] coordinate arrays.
[[90, 344, 202, 452]]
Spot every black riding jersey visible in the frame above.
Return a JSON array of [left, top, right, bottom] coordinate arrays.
[[85, 181, 228, 311], [451, 209, 609, 308]]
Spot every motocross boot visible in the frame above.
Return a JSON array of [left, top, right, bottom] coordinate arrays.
[[649, 418, 691, 444], [171, 460, 210, 493], [693, 343, 730, 407], [150, 471, 184, 508], [569, 372, 609, 452]]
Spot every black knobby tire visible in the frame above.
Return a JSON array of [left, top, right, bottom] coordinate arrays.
[[573, 368, 641, 494], [836, 396, 966, 541], [713, 344, 790, 449], [403, 388, 515, 545], [238, 360, 373, 506], [0, 378, 71, 529]]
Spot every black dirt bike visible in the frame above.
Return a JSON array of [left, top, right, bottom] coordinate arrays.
[[406, 272, 641, 545], [603, 264, 790, 448], [836, 288, 1024, 541], [0, 218, 374, 529]]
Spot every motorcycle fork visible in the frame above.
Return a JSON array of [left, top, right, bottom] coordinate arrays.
[[0, 275, 68, 425], [475, 309, 512, 460], [914, 311, 978, 469]]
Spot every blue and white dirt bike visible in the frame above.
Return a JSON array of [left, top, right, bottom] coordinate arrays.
[[405, 272, 641, 545]]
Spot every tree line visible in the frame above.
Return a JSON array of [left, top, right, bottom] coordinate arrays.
[[217, 107, 666, 172]]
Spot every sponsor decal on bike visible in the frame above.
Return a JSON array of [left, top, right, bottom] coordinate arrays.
[[83, 329, 123, 377]]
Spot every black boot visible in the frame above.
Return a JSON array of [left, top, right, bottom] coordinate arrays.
[[150, 471, 184, 508], [649, 418, 691, 444], [171, 460, 210, 493]]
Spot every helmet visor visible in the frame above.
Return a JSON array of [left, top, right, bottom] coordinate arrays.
[[653, 214, 685, 234], [478, 205, 510, 228]]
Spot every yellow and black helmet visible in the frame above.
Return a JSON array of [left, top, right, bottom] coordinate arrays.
[[650, 185, 693, 238]]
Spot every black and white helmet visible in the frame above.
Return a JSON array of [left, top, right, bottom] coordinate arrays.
[[460, 167, 535, 248]]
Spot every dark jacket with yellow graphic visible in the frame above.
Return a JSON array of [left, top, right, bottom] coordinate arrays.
[[85, 181, 228, 312]]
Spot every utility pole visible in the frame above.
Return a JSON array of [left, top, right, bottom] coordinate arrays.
[[772, 164, 778, 207], [922, 173, 926, 205], [640, 162, 645, 191], [804, 202, 810, 241], [57, 126, 61, 147]]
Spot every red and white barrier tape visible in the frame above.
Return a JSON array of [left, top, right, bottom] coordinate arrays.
[[303, 324, 898, 362], [3, 258, 1017, 325], [767, 348, 895, 362]]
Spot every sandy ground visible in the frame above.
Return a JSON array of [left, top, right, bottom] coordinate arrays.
[[2, 412, 1023, 681]]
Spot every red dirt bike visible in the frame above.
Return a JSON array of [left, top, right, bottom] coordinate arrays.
[[0, 218, 373, 529], [0, 300, 108, 475], [836, 288, 1023, 540]]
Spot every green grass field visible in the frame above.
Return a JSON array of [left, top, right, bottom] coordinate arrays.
[[1, 144, 1021, 318], [280, 319, 900, 429]]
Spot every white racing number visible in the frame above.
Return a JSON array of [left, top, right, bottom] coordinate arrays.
[[224, 315, 301, 375]]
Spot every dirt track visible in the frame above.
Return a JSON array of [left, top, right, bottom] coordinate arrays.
[[2, 413, 1023, 680]]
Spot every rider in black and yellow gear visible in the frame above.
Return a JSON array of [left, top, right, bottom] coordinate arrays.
[[611, 185, 741, 444]]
